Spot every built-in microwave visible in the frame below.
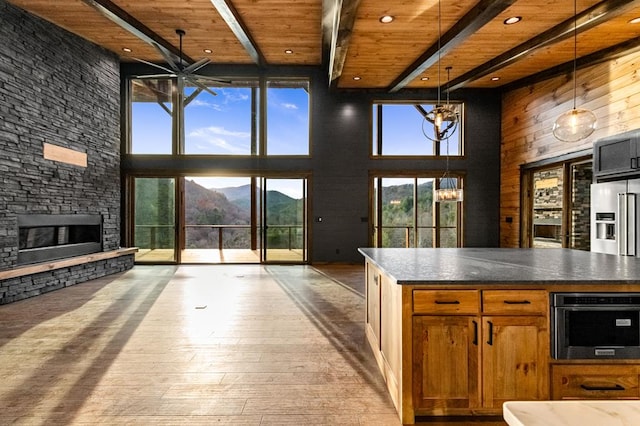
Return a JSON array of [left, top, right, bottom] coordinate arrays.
[[551, 293, 640, 359]]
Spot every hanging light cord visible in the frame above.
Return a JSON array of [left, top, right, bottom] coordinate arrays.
[[437, 0, 442, 106], [572, 0, 577, 110]]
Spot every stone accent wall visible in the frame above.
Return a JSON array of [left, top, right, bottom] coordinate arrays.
[[0, 256, 134, 305], [0, 1, 131, 302], [0, 1, 121, 268], [570, 163, 592, 251]]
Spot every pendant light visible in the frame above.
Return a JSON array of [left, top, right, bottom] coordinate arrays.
[[552, 0, 596, 142], [434, 111, 463, 203], [423, 0, 459, 143]]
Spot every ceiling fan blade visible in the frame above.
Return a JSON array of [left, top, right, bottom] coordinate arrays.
[[134, 73, 177, 79], [152, 42, 181, 72], [183, 58, 211, 75], [186, 77, 218, 96], [132, 57, 175, 74]]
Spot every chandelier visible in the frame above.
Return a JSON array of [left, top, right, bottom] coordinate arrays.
[[552, 0, 596, 142]]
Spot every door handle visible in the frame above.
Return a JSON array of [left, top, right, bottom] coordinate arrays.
[[503, 300, 531, 305], [486, 321, 493, 345], [434, 300, 460, 305]]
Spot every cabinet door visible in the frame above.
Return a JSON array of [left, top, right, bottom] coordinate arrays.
[[482, 316, 549, 409], [413, 315, 480, 413]]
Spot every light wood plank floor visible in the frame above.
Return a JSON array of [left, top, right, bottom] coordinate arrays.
[[0, 264, 506, 425]]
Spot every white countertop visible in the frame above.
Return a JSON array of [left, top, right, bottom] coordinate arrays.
[[503, 401, 640, 426]]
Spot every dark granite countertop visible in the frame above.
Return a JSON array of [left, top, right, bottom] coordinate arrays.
[[358, 248, 640, 285]]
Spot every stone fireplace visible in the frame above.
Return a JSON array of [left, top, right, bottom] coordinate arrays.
[[0, 3, 135, 304]]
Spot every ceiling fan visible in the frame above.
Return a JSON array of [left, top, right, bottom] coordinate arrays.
[[133, 29, 228, 97]]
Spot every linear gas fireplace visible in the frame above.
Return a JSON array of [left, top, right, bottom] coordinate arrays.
[[18, 214, 103, 265]]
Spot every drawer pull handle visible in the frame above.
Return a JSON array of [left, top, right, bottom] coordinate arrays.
[[435, 300, 460, 305], [580, 384, 625, 391], [503, 300, 531, 305]]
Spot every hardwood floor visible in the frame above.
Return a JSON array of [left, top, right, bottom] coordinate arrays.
[[0, 264, 507, 425]]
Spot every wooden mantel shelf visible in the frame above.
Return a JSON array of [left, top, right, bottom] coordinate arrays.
[[0, 248, 138, 280]]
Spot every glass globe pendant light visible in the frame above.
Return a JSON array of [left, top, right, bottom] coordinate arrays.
[[552, 0, 596, 142]]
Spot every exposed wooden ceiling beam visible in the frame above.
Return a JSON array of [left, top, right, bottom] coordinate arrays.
[[209, 0, 266, 66], [447, 0, 638, 92], [502, 35, 640, 92], [80, 0, 192, 63], [388, 0, 517, 93], [326, 0, 362, 87]]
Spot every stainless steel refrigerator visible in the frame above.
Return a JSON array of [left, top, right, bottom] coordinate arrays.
[[591, 179, 640, 255]]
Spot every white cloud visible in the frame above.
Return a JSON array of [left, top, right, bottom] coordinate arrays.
[[281, 102, 298, 110], [188, 126, 250, 154]]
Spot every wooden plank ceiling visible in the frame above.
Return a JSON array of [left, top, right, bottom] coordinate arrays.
[[7, 0, 640, 91]]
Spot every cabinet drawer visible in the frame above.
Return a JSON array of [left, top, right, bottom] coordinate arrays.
[[552, 365, 640, 400], [413, 290, 479, 314], [482, 290, 547, 315]]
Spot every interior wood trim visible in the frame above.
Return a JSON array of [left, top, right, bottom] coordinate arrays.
[[43, 143, 88, 167], [447, 0, 637, 92], [519, 149, 592, 170], [388, 0, 517, 93], [210, 0, 265, 66], [80, 0, 191, 64]]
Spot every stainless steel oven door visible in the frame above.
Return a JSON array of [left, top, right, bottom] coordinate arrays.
[[553, 307, 640, 359]]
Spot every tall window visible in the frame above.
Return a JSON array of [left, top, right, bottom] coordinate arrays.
[[130, 79, 173, 154], [184, 83, 256, 155], [266, 80, 310, 155], [128, 77, 309, 156], [372, 176, 461, 248], [372, 102, 463, 156]]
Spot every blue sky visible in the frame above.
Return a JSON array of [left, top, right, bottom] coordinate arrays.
[[131, 81, 309, 156]]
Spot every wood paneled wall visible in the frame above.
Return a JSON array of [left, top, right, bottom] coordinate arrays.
[[501, 50, 640, 247]]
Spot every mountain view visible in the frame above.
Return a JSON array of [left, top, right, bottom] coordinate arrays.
[[135, 178, 457, 250]]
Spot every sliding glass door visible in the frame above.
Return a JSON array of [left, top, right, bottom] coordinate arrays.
[[262, 178, 308, 263], [131, 177, 176, 263], [130, 175, 308, 264]]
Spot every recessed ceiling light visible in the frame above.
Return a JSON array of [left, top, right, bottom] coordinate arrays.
[[203, 49, 213, 54], [284, 49, 293, 54], [503, 16, 522, 25], [421, 77, 429, 81], [122, 47, 132, 53], [353, 76, 362, 81], [629, 17, 640, 24], [491, 76, 500, 81], [379, 15, 394, 24]]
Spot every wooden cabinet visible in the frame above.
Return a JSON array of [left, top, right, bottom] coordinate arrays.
[[552, 365, 640, 400], [412, 290, 548, 415]]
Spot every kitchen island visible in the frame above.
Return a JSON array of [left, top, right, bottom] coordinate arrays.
[[358, 248, 640, 424]]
